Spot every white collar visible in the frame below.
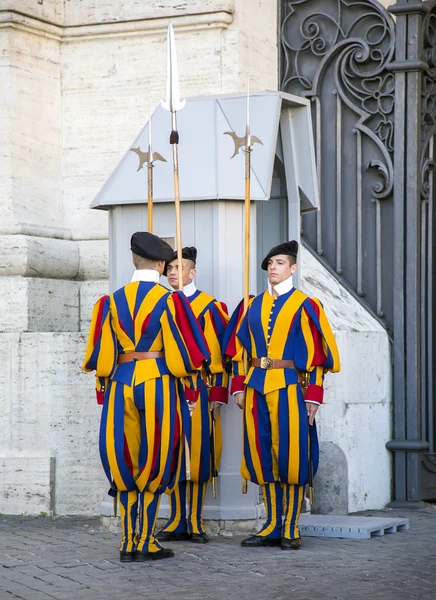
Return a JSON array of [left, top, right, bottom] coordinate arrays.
[[170, 280, 197, 297], [267, 275, 294, 297], [130, 269, 160, 284]]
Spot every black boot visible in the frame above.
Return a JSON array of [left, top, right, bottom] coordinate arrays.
[[241, 535, 281, 548], [134, 548, 175, 561], [281, 537, 301, 550], [190, 533, 209, 544], [119, 551, 135, 562], [157, 531, 192, 542]]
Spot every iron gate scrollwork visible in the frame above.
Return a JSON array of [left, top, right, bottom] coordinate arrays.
[[420, 1, 436, 490], [279, 0, 436, 504], [279, 0, 395, 333]]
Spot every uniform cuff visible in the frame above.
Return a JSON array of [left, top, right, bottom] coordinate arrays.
[[230, 376, 246, 395], [305, 384, 324, 404], [209, 386, 228, 405], [96, 390, 105, 405], [184, 386, 200, 403]]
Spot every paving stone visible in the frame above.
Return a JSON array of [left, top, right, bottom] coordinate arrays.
[[0, 510, 435, 600]]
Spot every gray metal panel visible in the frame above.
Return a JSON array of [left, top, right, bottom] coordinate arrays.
[[90, 91, 319, 212], [91, 93, 286, 208]]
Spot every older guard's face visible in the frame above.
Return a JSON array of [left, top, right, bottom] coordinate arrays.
[[267, 254, 297, 286], [166, 259, 196, 289]]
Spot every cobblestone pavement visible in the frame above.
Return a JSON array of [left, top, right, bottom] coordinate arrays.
[[1, 508, 435, 600]]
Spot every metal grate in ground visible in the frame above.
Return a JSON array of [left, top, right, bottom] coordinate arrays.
[[299, 514, 410, 539]]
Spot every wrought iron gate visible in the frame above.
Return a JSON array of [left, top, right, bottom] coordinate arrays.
[[279, 0, 436, 505]]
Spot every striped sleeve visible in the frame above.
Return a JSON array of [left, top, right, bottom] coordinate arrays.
[[161, 291, 211, 378], [82, 295, 117, 378], [222, 298, 253, 395], [298, 298, 340, 405], [204, 301, 230, 404]]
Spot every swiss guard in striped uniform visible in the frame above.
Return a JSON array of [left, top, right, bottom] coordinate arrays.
[[82, 232, 210, 562], [223, 241, 340, 550], [158, 246, 230, 543]]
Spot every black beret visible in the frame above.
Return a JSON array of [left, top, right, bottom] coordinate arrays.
[[261, 240, 298, 271], [131, 232, 174, 262], [163, 246, 197, 276]]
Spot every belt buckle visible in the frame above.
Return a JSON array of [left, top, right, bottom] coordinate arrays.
[[260, 356, 272, 370]]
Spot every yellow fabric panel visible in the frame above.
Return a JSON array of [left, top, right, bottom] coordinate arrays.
[[105, 383, 124, 490], [257, 483, 280, 538], [283, 484, 304, 539], [135, 380, 157, 492], [190, 399, 203, 483], [300, 308, 315, 372], [203, 309, 226, 375], [110, 295, 134, 353], [134, 283, 167, 347], [311, 298, 341, 373], [266, 390, 280, 481], [241, 388, 265, 484], [267, 289, 306, 358], [118, 490, 138, 553], [261, 292, 273, 355], [190, 291, 215, 317], [133, 359, 162, 386], [123, 387, 141, 481], [214, 410, 223, 469], [82, 297, 105, 372], [148, 376, 171, 494], [287, 385, 300, 484], [82, 296, 118, 377], [160, 309, 193, 378], [314, 366, 324, 386]]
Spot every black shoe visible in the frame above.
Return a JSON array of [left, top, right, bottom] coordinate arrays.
[[119, 551, 135, 563], [241, 535, 281, 548], [157, 531, 192, 542], [134, 548, 175, 561], [190, 533, 209, 544], [281, 537, 301, 550]]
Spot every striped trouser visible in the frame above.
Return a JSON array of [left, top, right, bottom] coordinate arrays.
[[119, 490, 164, 553], [160, 481, 208, 535], [256, 482, 304, 540], [241, 385, 318, 486]]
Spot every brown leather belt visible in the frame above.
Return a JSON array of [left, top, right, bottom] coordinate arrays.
[[251, 357, 295, 370], [118, 351, 164, 364]]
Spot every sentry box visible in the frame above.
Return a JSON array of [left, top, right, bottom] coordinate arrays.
[[91, 90, 319, 522]]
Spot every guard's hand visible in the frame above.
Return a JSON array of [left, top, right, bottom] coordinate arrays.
[[210, 401, 221, 420], [234, 392, 245, 410], [188, 400, 196, 412], [306, 402, 319, 426]]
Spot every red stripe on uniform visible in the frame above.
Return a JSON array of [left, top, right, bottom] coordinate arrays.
[[225, 302, 246, 357], [308, 300, 326, 365], [150, 411, 161, 475], [172, 293, 208, 367], [253, 391, 263, 475], [93, 296, 109, 346], [124, 435, 133, 476], [141, 312, 151, 336]]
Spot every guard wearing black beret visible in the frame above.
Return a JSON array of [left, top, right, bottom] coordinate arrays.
[[158, 247, 230, 544], [223, 240, 340, 550], [83, 232, 210, 562]]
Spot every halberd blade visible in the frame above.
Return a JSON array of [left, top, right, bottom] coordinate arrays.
[[161, 22, 186, 113]]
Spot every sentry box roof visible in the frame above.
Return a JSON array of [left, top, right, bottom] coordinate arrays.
[[91, 90, 319, 213]]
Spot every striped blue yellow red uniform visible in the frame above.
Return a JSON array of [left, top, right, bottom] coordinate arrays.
[[223, 287, 340, 541], [82, 281, 210, 553], [160, 289, 229, 536]]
